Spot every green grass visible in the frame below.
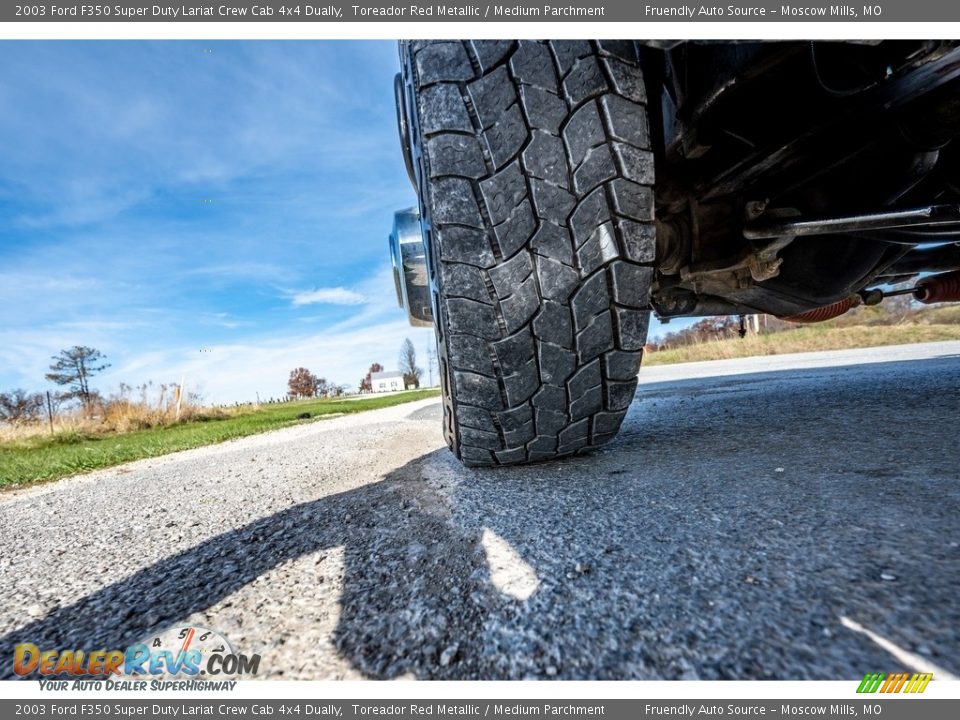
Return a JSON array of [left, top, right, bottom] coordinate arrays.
[[0, 389, 440, 490], [644, 323, 960, 366]]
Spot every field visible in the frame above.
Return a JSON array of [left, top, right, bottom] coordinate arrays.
[[645, 316, 960, 366], [0, 390, 439, 489]]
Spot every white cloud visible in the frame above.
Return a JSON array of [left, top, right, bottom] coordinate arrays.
[[184, 262, 291, 282], [290, 287, 367, 307]]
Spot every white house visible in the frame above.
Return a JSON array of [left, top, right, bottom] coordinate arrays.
[[371, 370, 406, 393]]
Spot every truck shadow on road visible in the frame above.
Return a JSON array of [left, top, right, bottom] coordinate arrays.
[[3, 357, 959, 679]]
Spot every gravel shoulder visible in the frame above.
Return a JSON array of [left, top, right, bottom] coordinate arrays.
[[1, 344, 957, 680]]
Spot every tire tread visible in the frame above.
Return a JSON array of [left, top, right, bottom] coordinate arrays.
[[408, 40, 654, 466]]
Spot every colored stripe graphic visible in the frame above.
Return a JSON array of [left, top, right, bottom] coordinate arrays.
[[880, 673, 897, 692], [891, 673, 909, 692], [857, 673, 885, 693], [892, 673, 909, 693], [905, 673, 933, 693], [856, 672, 932, 693]]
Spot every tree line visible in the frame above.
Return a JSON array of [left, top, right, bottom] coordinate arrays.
[[286, 337, 425, 399]]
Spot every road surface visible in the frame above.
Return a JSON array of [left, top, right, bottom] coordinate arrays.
[[1, 342, 958, 680]]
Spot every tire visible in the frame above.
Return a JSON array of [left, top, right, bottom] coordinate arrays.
[[403, 40, 655, 466]]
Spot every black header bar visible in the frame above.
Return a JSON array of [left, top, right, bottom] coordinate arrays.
[[2, 1, 957, 23]]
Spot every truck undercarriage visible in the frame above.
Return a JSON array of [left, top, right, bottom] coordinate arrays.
[[647, 41, 960, 320]]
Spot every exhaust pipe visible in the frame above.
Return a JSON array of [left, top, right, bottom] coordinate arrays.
[[782, 295, 861, 323]]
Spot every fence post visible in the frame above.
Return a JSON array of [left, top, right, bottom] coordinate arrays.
[[175, 375, 185, 421], [45, 391, 54, 435]]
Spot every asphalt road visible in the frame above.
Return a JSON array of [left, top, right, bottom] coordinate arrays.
[[1, 342, 958, 680]]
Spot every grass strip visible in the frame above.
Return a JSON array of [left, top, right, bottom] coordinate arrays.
[[0, 389, 440, 489]]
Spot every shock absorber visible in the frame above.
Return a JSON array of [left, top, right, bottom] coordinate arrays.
[[914, 269, 960, 303]]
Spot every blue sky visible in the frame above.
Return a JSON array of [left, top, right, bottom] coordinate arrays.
[[0, 41, 440, 404], [0, 41, 681, 405]]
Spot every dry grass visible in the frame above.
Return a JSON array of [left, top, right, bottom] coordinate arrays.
[[645, 322, 960, 366], [912, 304, 960, 325], [0, 383, 234, 444]]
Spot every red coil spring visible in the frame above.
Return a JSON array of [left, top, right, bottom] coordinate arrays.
[[915, 270, 960, 304], [782, 296, 859, 324]]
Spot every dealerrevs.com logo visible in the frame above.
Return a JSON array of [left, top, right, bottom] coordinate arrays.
[[14, 625, 260, 691]]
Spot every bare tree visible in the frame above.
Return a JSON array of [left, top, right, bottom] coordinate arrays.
[[314, 377, 330, 397], [45, 346, 109, 412], [0, 389, 44, 426], [360, 362, 384, 393], [287, 367, 320, 399], [399, 338, 422, 389]]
